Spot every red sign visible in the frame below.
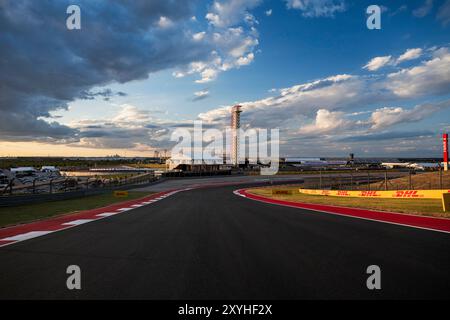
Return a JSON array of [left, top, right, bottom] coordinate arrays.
[[444, 133, 449, 163]]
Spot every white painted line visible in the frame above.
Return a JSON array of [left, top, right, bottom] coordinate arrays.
[[3, 231, 53, 241], [0, 189, 184, 249], [96, 212, 118, 217], [235, 190, 450, 235], [131, 204, 143, 207], [62, 219, 95, 226]]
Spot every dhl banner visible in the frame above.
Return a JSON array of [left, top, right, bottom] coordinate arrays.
[[298, 189, 450, 199], [272, 189, 294, 195], [113, 191, 129, 198]]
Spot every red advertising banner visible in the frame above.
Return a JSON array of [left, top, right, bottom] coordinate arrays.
[[444, 133, 449, 164]]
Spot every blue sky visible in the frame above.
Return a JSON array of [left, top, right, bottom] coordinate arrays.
[[0, 0, 449, 157]]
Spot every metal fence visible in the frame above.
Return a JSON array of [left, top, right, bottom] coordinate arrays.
[[300, 169, 450, 191], [0, 173, 158, 197]]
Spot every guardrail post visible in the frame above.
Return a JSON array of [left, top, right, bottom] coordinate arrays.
[[9, 178, 14, 195], [384, 170, 388, 191], [319, 170, 322, 189], [439, 167, 443, 189], [49, 179, 53, 194], [33, 178, 37, 194], [367, 171, 371, 191], [350, 171, 354, 190]]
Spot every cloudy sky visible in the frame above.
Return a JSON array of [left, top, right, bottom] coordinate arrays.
[[0, 0, 449, 157]]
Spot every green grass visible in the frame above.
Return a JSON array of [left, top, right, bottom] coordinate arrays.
[[0, 191, 151, 228], [249, 186, 449, 218]]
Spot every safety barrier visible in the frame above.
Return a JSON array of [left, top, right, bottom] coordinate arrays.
[[297, 188, 450, 211], [272, 189, 294, 195], [0, 178, 164, 207], [298, 188, 450, 199], [113, 191, 129, 198]]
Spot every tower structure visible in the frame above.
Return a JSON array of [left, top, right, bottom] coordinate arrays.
[[444, 133, 449, 171], [231, 105, 242, 166]]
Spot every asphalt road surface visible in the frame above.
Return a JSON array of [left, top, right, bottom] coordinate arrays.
[[1, 184, 449, 299]]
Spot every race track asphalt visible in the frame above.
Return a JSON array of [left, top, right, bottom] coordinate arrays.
[[0, 184, 449, 299]]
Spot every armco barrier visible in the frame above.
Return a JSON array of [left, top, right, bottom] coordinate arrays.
[[298, 189, 450, 199]]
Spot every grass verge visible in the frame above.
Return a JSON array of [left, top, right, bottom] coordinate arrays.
[[0, 191, 151, 228], [248, 186, 448, 218]]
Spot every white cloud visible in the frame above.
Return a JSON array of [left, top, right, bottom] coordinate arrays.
[[198, 46, 450, 134], [299, 109, 351, 134], [364, 48, 425, 71], [176, 27, 259, 83], [196, 68, 220, 83], [265, 9, 273, 16], [198, 74, 370, 128], [297, 101, 449, 137], [71, 104, 192, 151], [193, 90, 210, 101], [389, 5, 408, 17], [285, 0, 346, 17], [236, 52, 255, 66], [297, 101, 449, 135], [437, 0, 450, 26], [227, 32, 259, 57], [192, 31, 206, 41], [386, 49, 450, 97], [157, 16, 174, 28], [173, 0, 261, 84], [363, 55, 393, 71], [112, 104, 152, 127], [194, 90, 209, 97], [70, 46, 450, 155], [413, 0, 434, 17], [206, 0, 262, 28], [397, 48, 423, 63], [369, 100, 450, 130]]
